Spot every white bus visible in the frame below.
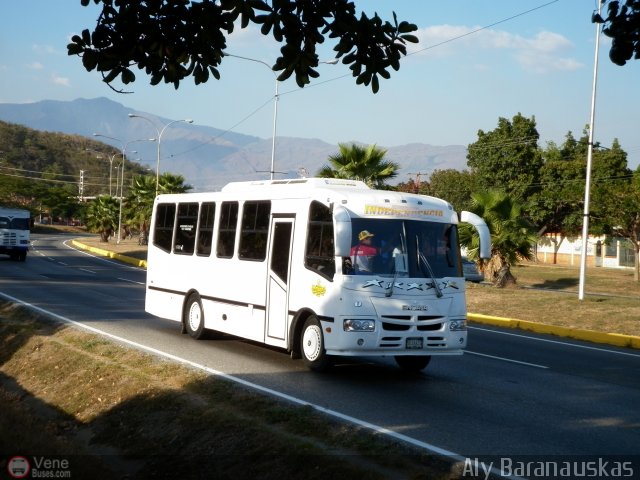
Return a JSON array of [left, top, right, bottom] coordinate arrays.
[[0, 207, 30, 261], [145, 178, 490, 372]]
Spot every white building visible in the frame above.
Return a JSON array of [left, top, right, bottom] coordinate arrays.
[[536, 233, 635, 269]]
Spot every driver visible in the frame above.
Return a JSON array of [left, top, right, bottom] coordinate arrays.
[[350, 230, 379, 273]]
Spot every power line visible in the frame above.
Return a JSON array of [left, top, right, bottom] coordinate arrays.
[[0, 164, 107, 181], [407, 0, 560, 57], [0, 170, 106, 187]]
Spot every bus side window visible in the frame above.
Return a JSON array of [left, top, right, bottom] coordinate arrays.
[[196, 202, 215, 256], [217, 201, 238, 258], [153, 203, 176, 253], [239, 201, 271, 261], [174, 202, 199, 255], [305, 201, 335, 279]]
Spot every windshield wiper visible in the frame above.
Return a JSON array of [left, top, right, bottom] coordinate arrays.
[[385, 270, 399, 297], [416, 236, 443, 298]]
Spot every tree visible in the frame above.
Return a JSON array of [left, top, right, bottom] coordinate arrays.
[[85, 195, 119, 242], [531, 132, 589, 234], [68, 0, 418, 93], [589, 138, 631, 230], [158, 173, 192, 194], [316, 143, 399, 187], [466, 113, 543, 202], [424, 169, 478, 212], [596, 1, 640, 66], [41, 186, 82, 224], [459, 189, 538, 288], [599, 168, 640, 281], [125, 173, 192, 245], [125, 175, 156, 245]]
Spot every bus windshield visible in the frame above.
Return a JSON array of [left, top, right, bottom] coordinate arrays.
[[345, 219, 462, 278], [0, 217, 30, 231]]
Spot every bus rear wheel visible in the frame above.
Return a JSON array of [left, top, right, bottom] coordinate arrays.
[[395, 355, 431, 372], [184, 293, 206, 340], [300, 316, 332, 372]]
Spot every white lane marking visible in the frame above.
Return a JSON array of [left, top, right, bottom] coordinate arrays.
[[469, 326, 640, 358], [117, 277, 145, 285], [465, 350, 548, 369], [0, 291, 522, 479], [79, 268, 96, 274]]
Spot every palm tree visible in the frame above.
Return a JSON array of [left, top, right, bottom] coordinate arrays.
[[125, 173, 192, 245], [459, 189, 538, 287], [317, 143, 399, 187], [158, 173, 192, 194], [126, 175, 156, 245], [85, 195, 119, 242]]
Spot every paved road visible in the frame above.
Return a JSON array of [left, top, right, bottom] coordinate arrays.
[[2, 233, 640, 462]]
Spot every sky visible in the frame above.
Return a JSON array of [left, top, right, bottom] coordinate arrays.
[[1, 0, 639, 171]]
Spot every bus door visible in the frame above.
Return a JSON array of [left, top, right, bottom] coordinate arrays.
[[266, 217, 294, 343]]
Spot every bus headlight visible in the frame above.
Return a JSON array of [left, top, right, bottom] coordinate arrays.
[[343, 319, 375, 332], [449, 319, 467, 331]]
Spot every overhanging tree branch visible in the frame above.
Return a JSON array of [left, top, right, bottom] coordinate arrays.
[[68, 0, 418, 93]]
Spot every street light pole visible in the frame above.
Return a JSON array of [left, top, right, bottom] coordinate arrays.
[[578, 1, 603, 300], [93, 134, 156, 244], [85, 148, 118, 195], [223, 53, 337, 180], [108, 152, 118, 196], [223, 53, 279, 179], [270, 78, 279, 181], [128, 114, 193, 195]]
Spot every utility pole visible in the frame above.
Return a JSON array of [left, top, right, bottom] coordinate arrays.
[[79, 170, 85, 202], [407, 172, 427, 193]]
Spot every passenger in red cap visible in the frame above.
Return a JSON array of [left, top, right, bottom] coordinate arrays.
[[350, 230, 379, 273]]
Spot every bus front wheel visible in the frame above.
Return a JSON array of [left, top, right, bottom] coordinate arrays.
[[184, 293, 206, 340], [300, 316, 332, 372], [394, 355, 431, 372]]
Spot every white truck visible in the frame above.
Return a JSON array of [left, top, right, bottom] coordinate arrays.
[[0, 207, 30, 261]]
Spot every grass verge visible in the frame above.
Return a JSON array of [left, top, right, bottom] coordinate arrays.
[[0, 301, 461, 479], [467, 263, 640, 337]]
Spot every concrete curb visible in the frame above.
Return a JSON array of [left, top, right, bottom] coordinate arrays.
[[468, 313, 640, 350], [71, 240, 147, 269], [70, 240, 639, 351]]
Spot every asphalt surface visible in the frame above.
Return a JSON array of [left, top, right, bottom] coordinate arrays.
[[2, 233, 639, 465]]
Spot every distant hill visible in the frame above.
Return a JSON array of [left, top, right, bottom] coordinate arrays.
[[0, 120, 151, 201], [0, 97, 467, 191]]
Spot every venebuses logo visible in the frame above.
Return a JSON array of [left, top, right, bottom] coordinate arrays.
[[6, 456, 30, 479]]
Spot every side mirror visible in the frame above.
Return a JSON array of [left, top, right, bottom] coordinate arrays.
[[333, 206, 352, 257], [460, 211, 492, 259]]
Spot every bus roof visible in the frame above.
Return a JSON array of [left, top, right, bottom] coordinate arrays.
[[0, 207, 30, 218], [157, 178, 457, 222], [221, 178, 370, 192]]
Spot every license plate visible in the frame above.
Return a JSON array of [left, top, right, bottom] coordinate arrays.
[[406, 337, 423, 349]]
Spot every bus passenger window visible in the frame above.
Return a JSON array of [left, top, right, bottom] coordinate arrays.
[[217, 201, 238, 258], [174, 202, 199, 255], [197, 202, 215, 256], [153, 203, 176, 253], [271, 222, 292, 283], [305, 201, 335, 279], [239, 201, 271, 261]]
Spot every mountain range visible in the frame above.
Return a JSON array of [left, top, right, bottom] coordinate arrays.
[[0, 97, 467, 191]]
